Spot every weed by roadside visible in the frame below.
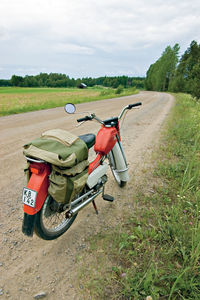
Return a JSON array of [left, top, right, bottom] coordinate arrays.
[[77, 93, 200, 299]]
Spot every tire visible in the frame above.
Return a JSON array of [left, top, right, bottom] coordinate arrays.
[[108, 144, 128, 188], [34, 195, 77, 240], [112, 168, 126, 187]]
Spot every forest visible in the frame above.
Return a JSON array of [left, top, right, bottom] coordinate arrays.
[[0, 74, 145, 90], [1, 40, 199, 99], [145, 40, 200, 99]]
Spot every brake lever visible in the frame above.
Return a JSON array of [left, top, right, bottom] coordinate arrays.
[[76, 121, 86, 127]]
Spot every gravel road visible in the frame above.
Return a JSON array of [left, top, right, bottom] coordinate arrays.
[[0, 91, 174, 299]]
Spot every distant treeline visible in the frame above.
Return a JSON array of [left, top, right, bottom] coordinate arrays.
[[0, 74, 145, 89], [145, 40, 200, 99]]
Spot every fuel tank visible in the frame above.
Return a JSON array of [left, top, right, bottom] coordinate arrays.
[[94, 126, 117, 155]]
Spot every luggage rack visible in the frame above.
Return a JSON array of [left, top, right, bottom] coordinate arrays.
[[25, 156, 46, 164]]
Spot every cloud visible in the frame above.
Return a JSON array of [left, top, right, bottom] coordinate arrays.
[[0, 0, 200, 78], [53, 43, 94, 55]]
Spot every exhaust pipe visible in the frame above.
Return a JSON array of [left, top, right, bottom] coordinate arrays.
[[66, 189, 103, 218]]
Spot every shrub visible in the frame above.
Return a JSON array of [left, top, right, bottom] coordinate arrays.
[[115, 85, 124, 94]]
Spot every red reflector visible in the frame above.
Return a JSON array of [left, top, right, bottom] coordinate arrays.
[[30, 163, 44, 174], [30, 167, 39, 174]]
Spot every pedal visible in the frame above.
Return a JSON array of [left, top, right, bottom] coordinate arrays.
[[102, 194, 114, 202]]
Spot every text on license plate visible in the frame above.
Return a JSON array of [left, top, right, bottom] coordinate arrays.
[[22, 188, 37, 208]]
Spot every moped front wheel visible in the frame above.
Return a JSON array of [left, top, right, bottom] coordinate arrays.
[[111, 164, 127, 187], [34, 195, 77, 240], [108, 142, 129, 188]]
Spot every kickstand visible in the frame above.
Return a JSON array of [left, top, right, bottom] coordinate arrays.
[[92, 200, 98, 215]]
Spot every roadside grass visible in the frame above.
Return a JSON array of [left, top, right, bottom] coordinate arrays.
[[0, 86, 138, 116], [77, 93, 200, 299]]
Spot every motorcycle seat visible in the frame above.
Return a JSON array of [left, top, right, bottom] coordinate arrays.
[[79, 134, 96, 149]]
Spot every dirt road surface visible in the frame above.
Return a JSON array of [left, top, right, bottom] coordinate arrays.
[[0, 91, 174, 299]]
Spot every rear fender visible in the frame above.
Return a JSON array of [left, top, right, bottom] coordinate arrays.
[[22, 213, 36, 237], [22, 163, 50, 236], [24, 163, 51, 215]]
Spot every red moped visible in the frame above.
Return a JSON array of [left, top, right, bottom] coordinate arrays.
[[22, 101, 142, 240]]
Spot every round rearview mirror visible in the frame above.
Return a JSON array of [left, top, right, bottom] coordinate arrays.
[[64, 103, 76, 114]]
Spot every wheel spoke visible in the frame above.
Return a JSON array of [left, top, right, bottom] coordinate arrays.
[[42, 211, 66, 230]]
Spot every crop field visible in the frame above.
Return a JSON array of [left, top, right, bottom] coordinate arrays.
[[0, 86, 138, 116]]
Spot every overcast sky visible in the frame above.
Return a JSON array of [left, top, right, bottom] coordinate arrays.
[[0, 0, 200, 79]]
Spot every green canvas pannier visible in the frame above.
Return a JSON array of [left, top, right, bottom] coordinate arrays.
[[48, 164, 89, 204], [23, 129, 88, 167], [23, 129, 89, 204]]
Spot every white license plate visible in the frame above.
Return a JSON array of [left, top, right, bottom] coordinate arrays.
[[22, 188, 37, 208]]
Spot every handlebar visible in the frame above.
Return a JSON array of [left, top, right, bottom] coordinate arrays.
[[76, 101, 142, 124], [77, 116, 93, 123], [127, 102, 142, 109], [118, 102, 142, 119]]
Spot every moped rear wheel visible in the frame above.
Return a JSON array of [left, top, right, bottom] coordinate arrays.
[[34, 195, 77, 240]]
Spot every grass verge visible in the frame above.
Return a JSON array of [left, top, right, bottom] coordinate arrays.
[[77, 93, 200, 299], [0, 86, 138, 116]]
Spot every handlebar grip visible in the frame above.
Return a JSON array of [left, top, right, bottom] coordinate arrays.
[[128, 102, 142, 109], [77, 116, 92, 123]]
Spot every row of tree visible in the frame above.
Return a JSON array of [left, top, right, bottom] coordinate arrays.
[[145, 40, 200, 99], [0, 73, 145, 89]]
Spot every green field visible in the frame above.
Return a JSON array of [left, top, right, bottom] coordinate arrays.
[[0, 86, 138, 116], [0, 87, 73, 94]]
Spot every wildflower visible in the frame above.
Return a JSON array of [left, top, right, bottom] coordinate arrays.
[[189, 222, 193, 225], [146, 296, 153, 300]]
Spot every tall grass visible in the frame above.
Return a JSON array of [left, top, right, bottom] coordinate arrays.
[[77, 93, 200, 299]]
